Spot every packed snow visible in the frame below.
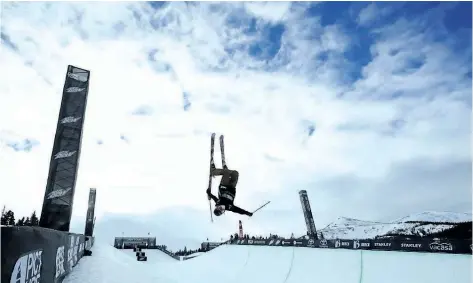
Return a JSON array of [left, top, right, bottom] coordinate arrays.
[[64, 243, 471, 283]]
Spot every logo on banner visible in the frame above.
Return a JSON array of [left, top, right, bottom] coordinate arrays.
[[354, 241, 360, 249], [429, 242, 453, 251], [401, 243, 422, 249], [67, 72, 88, 82], [47, 187, 72, 199], [335, 240, 341, 248], [10, 249, 43, 283], [248, 240, 253, 244], [67, 236, 80, 269], [54, 150, 77, 159], [253, 240, 266, 245], [55, 246, 66, 279], [307, 239, 315, 247], [293, 240, 303, 246], [60, 116, 82, 124], [374, 242, 391, 248], [319, 239, 329, 248], [268, 240, 281, 246], [66, 87, 85, 93], [353, 241, 370, 249]]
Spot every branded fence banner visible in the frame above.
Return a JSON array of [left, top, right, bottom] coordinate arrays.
[[230, 237, 471, 254], [298, 190, 317, 237], [84, 188, 97, 236], [39, 65, 91, 232], [1, 226, 93, 283]]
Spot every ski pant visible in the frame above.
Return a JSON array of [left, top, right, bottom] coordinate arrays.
[[211, 168, 239, 188]]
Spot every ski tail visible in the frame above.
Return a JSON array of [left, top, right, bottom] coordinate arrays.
[[219, 135, 226, 168], [208, 133, 216, 222], [252, 201, 271, 214]]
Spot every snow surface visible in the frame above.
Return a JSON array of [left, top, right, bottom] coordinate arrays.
[[64, 243, 471, 283]]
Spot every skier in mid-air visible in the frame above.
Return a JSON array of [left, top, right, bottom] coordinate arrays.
[[206, 165, 253, 217]]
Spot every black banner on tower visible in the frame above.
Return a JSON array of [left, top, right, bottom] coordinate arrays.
[[84, 188, 96, 236], [299, 190, 317, 238], [39, 65, 90, 232]]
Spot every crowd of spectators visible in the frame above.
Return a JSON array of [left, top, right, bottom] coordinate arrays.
[[229, 232, 296, 241], [173, 246, 207, 256]]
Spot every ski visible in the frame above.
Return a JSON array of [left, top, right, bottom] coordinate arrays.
[[252, 201, 271, 214], [208, 133, 216, 222], [219, 135, 226, 168]]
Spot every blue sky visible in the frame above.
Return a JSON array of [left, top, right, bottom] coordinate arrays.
[[0, 2, 471, 247]]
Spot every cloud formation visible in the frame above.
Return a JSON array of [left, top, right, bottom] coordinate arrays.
[[1, 2, 471, 244]]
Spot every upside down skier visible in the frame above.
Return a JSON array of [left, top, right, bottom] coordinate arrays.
[[206, 165, 253, 217]]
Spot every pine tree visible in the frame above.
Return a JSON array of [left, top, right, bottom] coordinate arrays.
[[6, 210, 15, 226], [16, 217, 25, 226], [30, 211, 39, 226], [1, 207, 7, 225], [24, 217, 31, 226]]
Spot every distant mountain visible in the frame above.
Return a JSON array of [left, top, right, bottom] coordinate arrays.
[[319, 211, 472, 240], [392, 211, 473, 224]]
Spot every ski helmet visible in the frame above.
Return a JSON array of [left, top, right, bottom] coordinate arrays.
[[214, 205, 225, 216]]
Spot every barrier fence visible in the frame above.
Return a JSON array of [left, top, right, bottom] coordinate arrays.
[[1, 226, 94, 283], [230, 237, 472, 254]]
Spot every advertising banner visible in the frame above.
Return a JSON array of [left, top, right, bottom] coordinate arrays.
[[1, 226, 92, 283], [40, 65, 91, 232], [231, 236, 471, 254], [299, 190, 317, 237], [84, 188, 96, 236]]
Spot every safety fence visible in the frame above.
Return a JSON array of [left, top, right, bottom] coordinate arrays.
[[1, 226, 94, 283], [229, 237, 472, 254]]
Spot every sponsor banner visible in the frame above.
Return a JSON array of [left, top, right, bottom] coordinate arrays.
[[1, 226, 94, 283], [334, 239, 353, 249], [40, 65, 91, 232], [229, 236, 471, 254], [84, 188, 97, 236], [371, 240, 395, 250], [317, 239, 337, 248], [299, 190, 317, 237], [428, 241, 454, 252], [352, 240, 372, 250], [397, 240, 424, 252], [247, 239, 268, 245]]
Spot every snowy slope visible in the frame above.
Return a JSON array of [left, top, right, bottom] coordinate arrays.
[[64, 243, 471, 283], [393, 211, 473, 223], [320, 212, 472, 240]]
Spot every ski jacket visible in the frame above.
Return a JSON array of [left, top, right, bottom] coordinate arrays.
[[207, 192, 251, 216]]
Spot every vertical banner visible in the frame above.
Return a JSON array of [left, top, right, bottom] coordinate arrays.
[[39, 65, 90, 232], [238, 220, 243, 239], [299, 190, 317, 238], [84, 188, 97, 236]]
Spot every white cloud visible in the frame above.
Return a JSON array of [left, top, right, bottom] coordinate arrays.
[[0, 2, 470, 245], [357, 3, 391, 27]]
